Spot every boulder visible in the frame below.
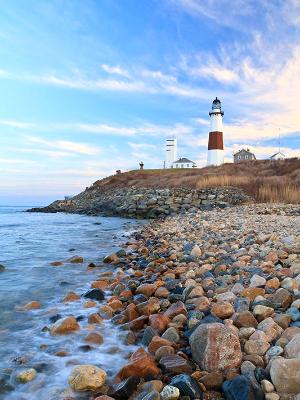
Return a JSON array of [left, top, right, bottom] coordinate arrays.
[[189, 322, 242, 372], [222, 375, 257, 400], [51, 316, 80, 335], [211, 301, 234, 319], [164, 301, 187, 319], [270, 357, 300, 394], [68, 365, 106, 391], [233, 311, 258, 328], [284, 333, 300, 358], [257, 318, 283, 342], [68, 255, 84, 263]]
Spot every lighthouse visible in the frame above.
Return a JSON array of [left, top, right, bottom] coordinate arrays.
[[164, 136, 177, 168], [207, 97, 224, 166]]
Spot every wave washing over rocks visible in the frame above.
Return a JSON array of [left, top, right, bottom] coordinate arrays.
[[5, 203, 300, 400]]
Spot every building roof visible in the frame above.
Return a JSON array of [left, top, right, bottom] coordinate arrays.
[[212, 97, 221, 104], [270, 151, 285, 159], [173, 157, 195, 164], [234, 148, 255, 156]]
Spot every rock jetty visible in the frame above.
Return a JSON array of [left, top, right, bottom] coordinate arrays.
[[28, 187, 252, 218]]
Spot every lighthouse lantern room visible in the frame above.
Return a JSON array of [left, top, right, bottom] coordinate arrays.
[[207, 97, 224, 166]]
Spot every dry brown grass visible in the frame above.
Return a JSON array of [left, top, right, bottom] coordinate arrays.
[[92, 158, 300, 204]]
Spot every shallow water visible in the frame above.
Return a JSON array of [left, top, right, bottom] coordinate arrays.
[[0, 206, 143, 400]]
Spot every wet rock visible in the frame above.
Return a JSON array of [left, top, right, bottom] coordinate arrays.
[[112, 376, 140, 399], [63, 292, 80, 302], [68, 365, 106, 391], [170, 374, 203, 399], [116, 348, 160, 380], [241, 288, 265, 301], [159, 354, 192, 374], [68, 255, 84, 263], [270, 357, 300, 394], [103, 253, 119, 263], [149, 314, 170, 332], [88, 313, 103, 324], [0, 264, 5, 272], [16, 368, 37, 383], [83, 288, 105, 301], [189, 322, 242, 372], [51, 316, 80, 335], [160, 385, 180, 400], [21, 301, 41, 310], [84, 332, 104, 345]]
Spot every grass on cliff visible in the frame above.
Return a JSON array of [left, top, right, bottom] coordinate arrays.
[[92, 158, 300, 204]]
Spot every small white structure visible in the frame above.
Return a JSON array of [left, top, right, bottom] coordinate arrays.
[[207, 97, 224, 166], [165, 136, 177, 168], [173, 157, 196, 168], [270, 151, 285, 160]]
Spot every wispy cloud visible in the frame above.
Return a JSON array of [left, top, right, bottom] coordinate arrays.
[[101, 64, 130, 78]]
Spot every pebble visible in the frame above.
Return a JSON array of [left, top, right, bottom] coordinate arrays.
[[16, 368, 37, 383], [160, 385, 180, 400]]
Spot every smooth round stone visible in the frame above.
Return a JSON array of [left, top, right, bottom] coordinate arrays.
[[162, 327, 180, 343], [265, 346, 283, 363], [160, 385, 180, 400], [261, 379, 275, 393], [16, 368, 37, 383]]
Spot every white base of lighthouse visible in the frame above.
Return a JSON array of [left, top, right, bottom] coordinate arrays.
[[207, 149, 224, 166]]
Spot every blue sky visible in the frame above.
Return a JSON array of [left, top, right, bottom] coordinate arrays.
[[0, 0, 299, 205]]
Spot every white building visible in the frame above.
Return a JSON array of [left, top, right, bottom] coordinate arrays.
[[207, 97, 224, 166], [173, 157, 196, 168], [270, 151, 285, 160], [164, 136, 177, 168]]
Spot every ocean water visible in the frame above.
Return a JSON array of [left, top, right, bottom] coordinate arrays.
[[0, 206, 142, 400]]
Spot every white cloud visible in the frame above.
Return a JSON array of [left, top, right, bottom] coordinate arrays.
[[101, 64, 130, 78]]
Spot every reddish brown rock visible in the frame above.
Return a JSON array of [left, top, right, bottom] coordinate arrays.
[[257, 317, 283, 342], [83, 300, 97, 308], [211, 301, 234, 319], [159, 354, 192, 374], [136, 297, 160, 316], [148, 336, 173, 354], [84, 332, 104, 345], [164, 301, 187, 319], [91, 280, 109, 289], [62, 292, 80, 302], [265, 277, 280, 290], [136, 283, 157, 297], [189, 323, 242, 373], [149, 314, 170, 332], [192, 296, 210, 311], [124, 303, 139, 321], [241, 287, 265, 301], [88, 313, 103, 324], [154, 287, 170, 298], [272, 288, 293, 309], [233, 311, 258, 328], [199, 372, 224, 390], [116, 348, 160, 381], [108, 299, 123, 311], [103, 253, 119, 263], [154, 345, 175, 361], [244, 339, 270, 355], [21, 301, 41, 310], [125, 315, 148, 331], [50, 261, 63, 266], [51, 316, 80, 335]]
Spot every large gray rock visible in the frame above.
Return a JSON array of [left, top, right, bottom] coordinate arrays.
[[189, 322, 242, 372], [270, 357, 300, 394]]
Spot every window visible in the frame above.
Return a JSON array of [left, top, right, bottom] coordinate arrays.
[[238, 155, 241, 160], [245, 155, 248, 159], [181, 164, 184, 168], [176, 164, 179, 168], [186, 164, 189, 168]]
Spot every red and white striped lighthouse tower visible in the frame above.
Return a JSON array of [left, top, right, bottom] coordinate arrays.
[[207, 97, 224, 166]]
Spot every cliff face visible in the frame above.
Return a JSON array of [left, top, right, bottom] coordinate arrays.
[[29, 186, 252, 218]]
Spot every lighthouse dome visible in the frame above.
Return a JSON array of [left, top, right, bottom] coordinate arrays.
[[212, 97, 221, 108]]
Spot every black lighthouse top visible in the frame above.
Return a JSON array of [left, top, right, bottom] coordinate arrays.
[[209, 97, 224, 116]]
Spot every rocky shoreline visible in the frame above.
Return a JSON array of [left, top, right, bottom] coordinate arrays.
[[28, 187, 253, 219], [11, 203, 300, 399]]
